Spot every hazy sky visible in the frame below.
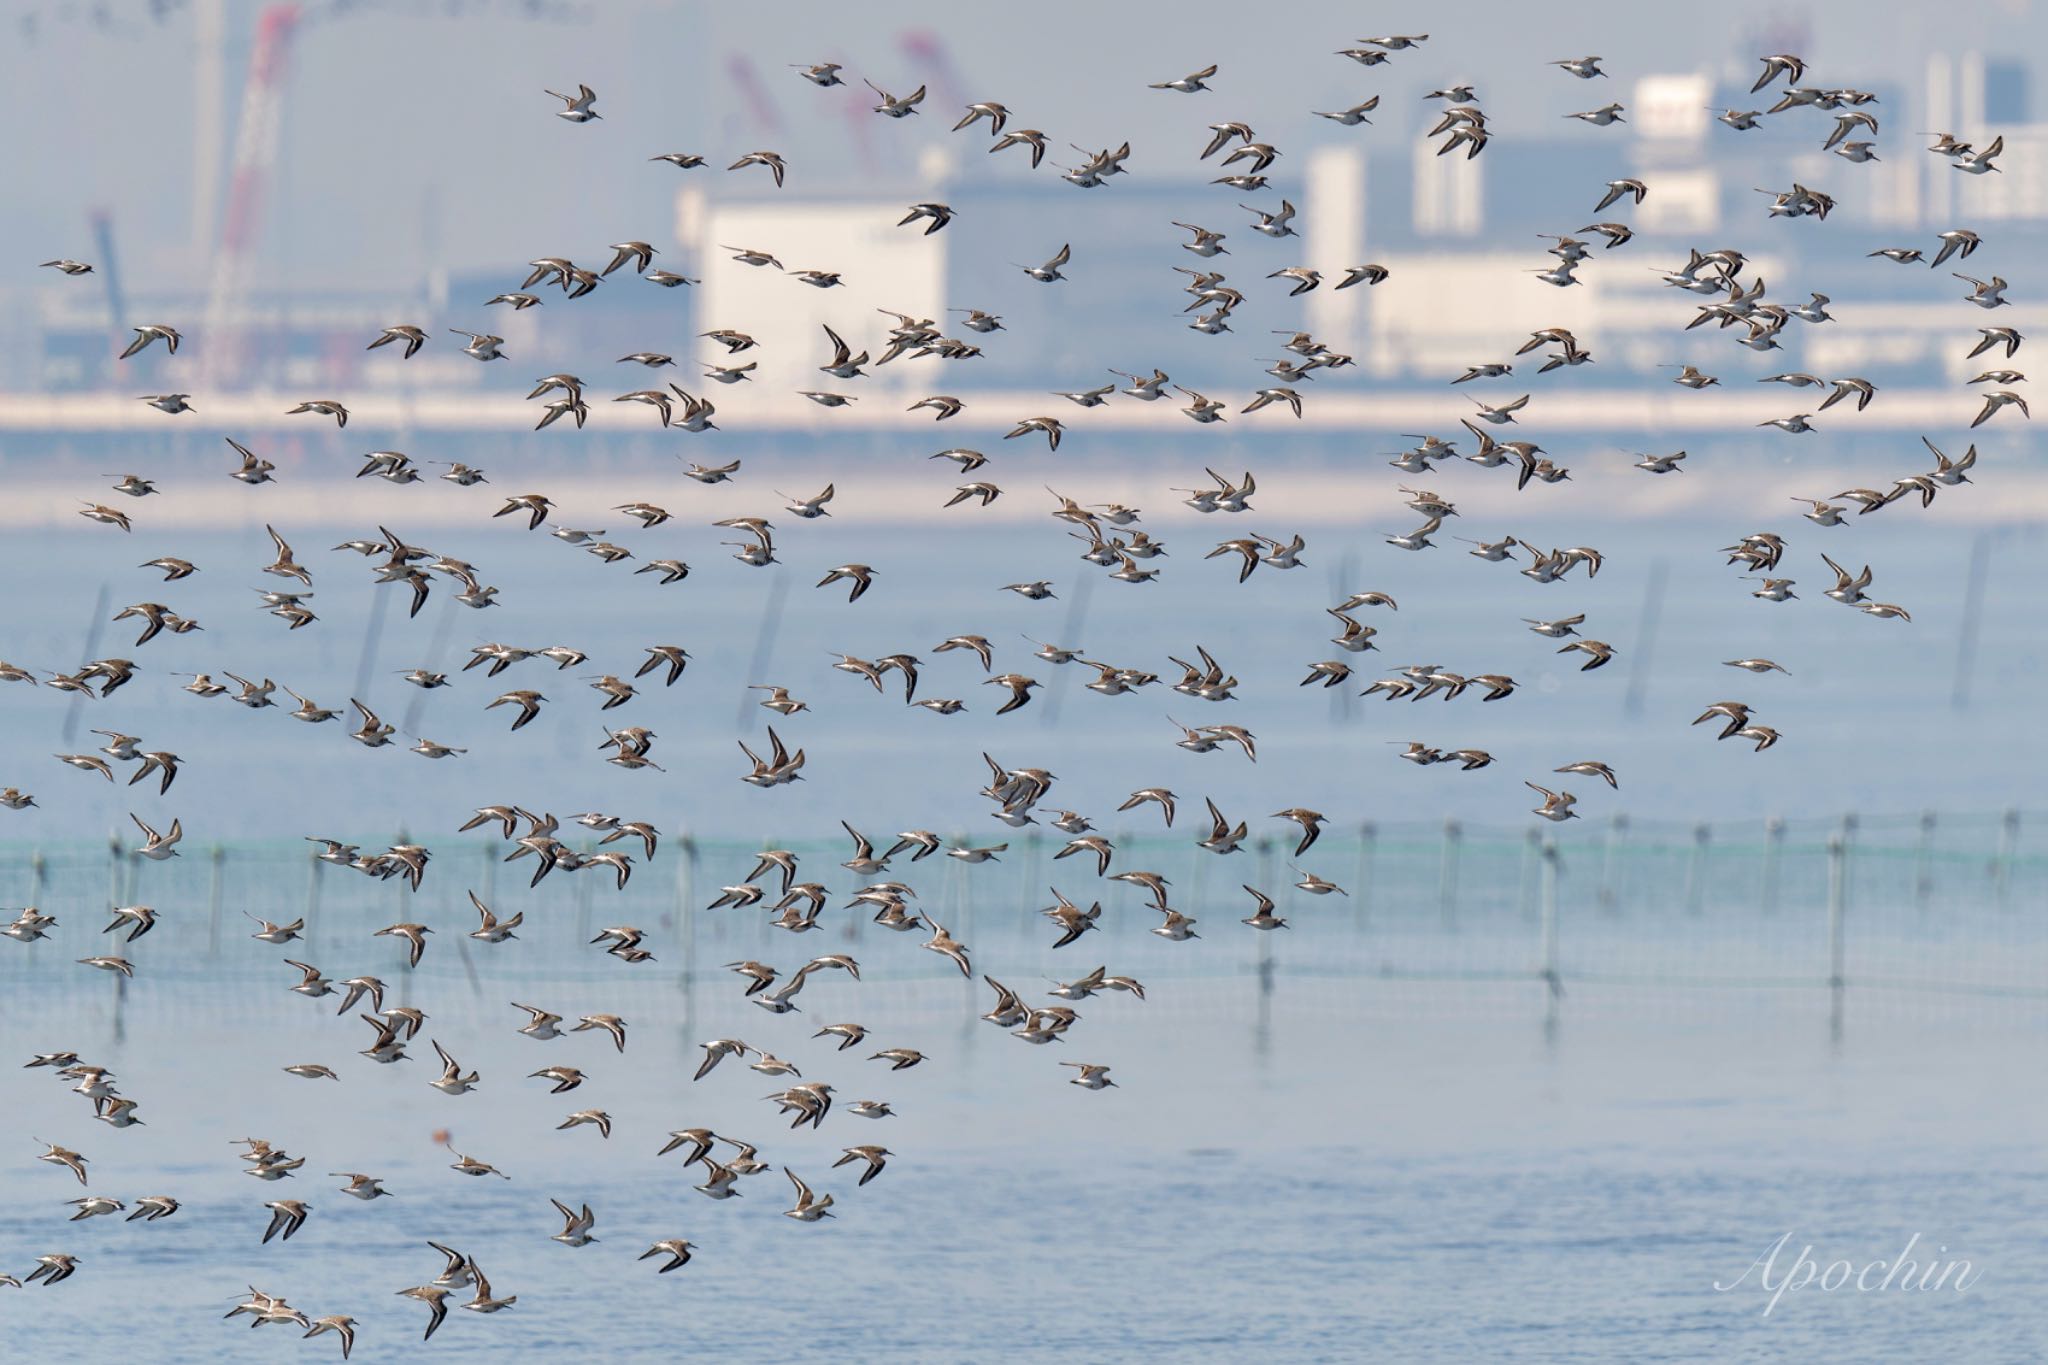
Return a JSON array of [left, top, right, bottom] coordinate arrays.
[[6, 0, 2041, 297]]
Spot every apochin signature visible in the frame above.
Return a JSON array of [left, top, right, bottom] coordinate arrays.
[[1716, 1232, 1981, 1317]]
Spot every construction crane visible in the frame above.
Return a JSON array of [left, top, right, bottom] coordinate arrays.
[[898, 29, 968, 121], [193, 1, 588, 389], [202, 2, 302, 389], [724, 54, 786, 145]]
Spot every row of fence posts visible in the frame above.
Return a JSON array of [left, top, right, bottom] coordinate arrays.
[[57, 810, 2033, 946], [29, 808, 2035, 1041], [1536, 809, 1963, 1042], [1529, 823, 1841, 1034], [1455, 810, 2029, 923]]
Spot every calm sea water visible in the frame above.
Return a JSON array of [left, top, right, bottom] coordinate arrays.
[[0, 508, 2041, 847], [1, 999, 2042, 1363], [0, 489, 2042, 1360]]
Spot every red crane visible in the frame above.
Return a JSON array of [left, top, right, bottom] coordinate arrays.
[[202, 2, 302, 387]]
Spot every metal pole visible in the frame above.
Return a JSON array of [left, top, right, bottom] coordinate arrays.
[[1254, 838, 1276, 1058], [206, 844, 224, 960], [951, 852, 973, 1008], [1516, 828, 1540, 922], [1353, 822, 1374, 928], [573, 841, 596, 946], [1994, 808, 2019, 910], [63, 583, 111, 748], [671, 833, 692, 993], [28, 850, 44, 907], [301, 847, 322, 949], [1684, 824, 1711, 916], [1826, 827, 1847, 1043], [1331, 550, 1360, 725], [1021, 830, 1044, 920], [1950, 530, 1993, 711], [1186, 828, 1212, 919], [1597, 813, 1626, 914], [1621, 558, 1668, 719], [1436, 819, 1461, 930], [679, 836, 700, 1040], [1914, 811, 1936, 911], [399, 588, 459, 737], [107, 834, 126, 1044], [349, 574, 392, 703], [1037, 571, 1095, 728], [1540, 839, 1561, 1025], [1840, 813, 1859, 914], [395, 864, 414, 1011], [1255, 837, 1275, 1021], [1759, 816, 1784, 915], [734, 572, 791, 731]]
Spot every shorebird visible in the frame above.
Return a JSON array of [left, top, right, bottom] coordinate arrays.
[[1243, 199, 1298, 238], [1240, 886, 1288, 930], [923, 919, 972, 976], [782, 1168, 836, 1220], [128, 1195, 179, 1221], [284, 396, 349, 425], [302, 1317, 355, 1357], [1020, 244, 1071, 282], [429, 1040, 479, 1095], [1151, 64, 1218, 93], [129, 813, 182, 858], [550, 1198, 599, 1246], [119, 323, 180, 358], [331, 1172, 389, 1200], [1973, 390, 2029, 427], [641, 1239, 695, 1273], [37, 1141, 90, 1185], [1566, 102, 1626, 126], [1955, 136, 2003, 175], [834, 1146, 892, 1186], [1062, 1062, 1117, 1090], [462, 1264, 517, 1315], [545, 83, 600, 120], [261, 1199, 308, 1243]]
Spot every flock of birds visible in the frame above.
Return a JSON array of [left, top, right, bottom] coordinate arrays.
[[11, 30, 2026, 1356]]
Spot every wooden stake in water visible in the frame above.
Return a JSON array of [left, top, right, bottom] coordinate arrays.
[[1540, 839, 1562, 1028], [678, 836, 700, 1042], [206, 844, 224, 960], [301, 846, 323, 949], [1353, 822, 1374, 930], [1255, 838, 1276, 1058], [1994, 808, 2020, 910], [1436, 819, 1461, 930], [107, 832, 127, 1043], [1914, 811, 1936, 911], [1597, 813, 1627, 914], [1759, 816, 1785, 915], [1683, 824, 1711, 916], [1516, 828, 1540, 922], [1826, 826, 1848, 1044]]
